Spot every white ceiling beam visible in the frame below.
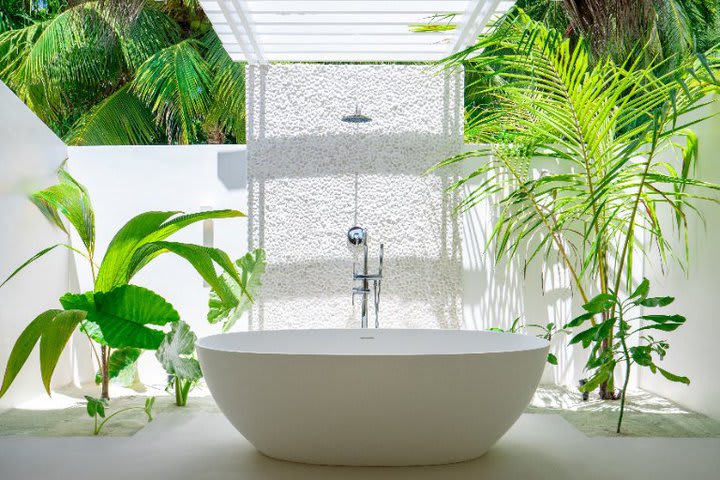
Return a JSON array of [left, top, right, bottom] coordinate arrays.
[[245, 1, 468, 14], [211, 23, 453, 35], [450, 0, 503, 55], [224, 43, 450, 53], [246, 13, 464, 25], [228, 0, 267, 64], [202, 0, 516, 63], [230, 52, 445, 62], [217, 34, 453, 45], [204, 1, 468, 13], [215, 0, 256, 63]]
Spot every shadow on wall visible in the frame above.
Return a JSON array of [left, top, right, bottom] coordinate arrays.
[[246, 64, 464, 331], [460, 151, 583, 385]]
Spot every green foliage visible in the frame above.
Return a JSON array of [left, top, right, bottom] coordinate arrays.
[[127, 241, 242, 305], [95, 209, 244, 293], [94, 347, 141, 387], [566, 278, 689, 433], [0, 0, 65, 34], [131, 39, 212, 144], [207, 249, 266, 332], [30, 167, 95, 254], [0, 309, 84, 396], [203, 30, 246, 143], [488, 317, 568, 365], [156, 321, 201, 382], [85, 395, 155, 435], [409, 13, 458, 33], [0, 1, 246, 144], [0, 168, 249, 401], [156, 321, 202, 406], [432, 14, 718, 397], [61, 285, 180, 350], [64, 85, 159, 145]]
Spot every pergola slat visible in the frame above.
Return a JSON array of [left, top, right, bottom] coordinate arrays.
[[202, 0, 515, 64]]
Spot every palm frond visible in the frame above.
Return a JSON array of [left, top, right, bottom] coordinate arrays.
[[204, 30, 246, 143], [112, 5, 180, 71], [65, 85, 159, 146], [436, 12, 719, 301], [132, 38, 212, 144]]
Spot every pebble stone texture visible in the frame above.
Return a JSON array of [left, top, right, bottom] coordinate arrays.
[[246, 64, 464, 330]]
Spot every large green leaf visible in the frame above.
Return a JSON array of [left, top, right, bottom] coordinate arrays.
[[155, 321, 202, 382], [30, 168, 95, 254], [94, 347, 141, 386], [127, 241, 242, 304], [94, 210, 245, 292], [0, 309, 61, 397], [657, 366, 690, 385], [95, 211, 178, 291], [61, 285, 179, 350], [581, 293, 617, 314], [208, 249, 266, 332], [39, 310, 86, 394]]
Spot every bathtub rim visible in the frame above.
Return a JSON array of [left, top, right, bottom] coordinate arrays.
[[196, 328, 550, 357]]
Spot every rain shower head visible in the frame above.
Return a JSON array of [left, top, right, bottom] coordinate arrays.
[[341, 105, 372, 123]]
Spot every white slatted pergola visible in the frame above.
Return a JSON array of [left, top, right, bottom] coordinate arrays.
[[199, 0, 515, 63]]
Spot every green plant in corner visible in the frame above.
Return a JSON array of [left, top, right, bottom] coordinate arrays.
[[527, 322, 570, 366], [488, 317, 568, 365], [207, 249, 266, 332], [431, 12, 720, 400], [156, 320, 202, 407], [566, 278, 689, 433], [0, 166, 247, 401], [85, 395, 155, 436]]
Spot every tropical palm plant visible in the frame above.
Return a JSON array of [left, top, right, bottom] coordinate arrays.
[[0, 0, 246, 145], [513, 0, 720, 67], [431, 12, 720, 399], [0, 0, 65, 34]]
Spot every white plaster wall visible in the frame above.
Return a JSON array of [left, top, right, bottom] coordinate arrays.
[[640, 96, 720, 420], [246, 64, 464, 330], [0, 81, 71, 409], [460, 150, 596, 387], [66, 145, 249, 385]]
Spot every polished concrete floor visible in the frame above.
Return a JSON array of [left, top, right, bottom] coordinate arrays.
[[1, 412, 719, 480]]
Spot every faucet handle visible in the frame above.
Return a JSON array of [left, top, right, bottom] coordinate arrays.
[[352, 286, 370, 306]]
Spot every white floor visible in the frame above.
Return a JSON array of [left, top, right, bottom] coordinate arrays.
[[2, 412, 719, 480]]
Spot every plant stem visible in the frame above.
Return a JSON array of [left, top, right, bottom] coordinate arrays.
[[175, 377, 183, 406], [612, 111, 666, 302], [94, 406, 144, 435], [618, 334, 632, 434], [100, 346, 110, 400]]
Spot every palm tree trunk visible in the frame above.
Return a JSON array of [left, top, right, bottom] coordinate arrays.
[[206, 124, 225, 144]]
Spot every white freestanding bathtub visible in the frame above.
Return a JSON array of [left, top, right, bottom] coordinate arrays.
[[196, 329, 549, 466]]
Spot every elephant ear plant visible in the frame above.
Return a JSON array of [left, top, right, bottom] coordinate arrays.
[[0, 167, 248, 404]]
